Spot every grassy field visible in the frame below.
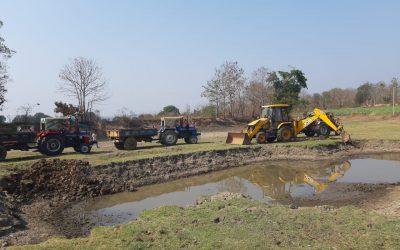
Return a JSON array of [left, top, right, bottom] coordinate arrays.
[[0, 117, 399, 176], [328, 105, 400, 116], [11, 197, 400, 250]]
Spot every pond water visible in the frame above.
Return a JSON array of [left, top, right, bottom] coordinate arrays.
[[84, 153, 400, 226]]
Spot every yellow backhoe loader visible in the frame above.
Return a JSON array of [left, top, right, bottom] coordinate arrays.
[[226, 104, 350, 145]]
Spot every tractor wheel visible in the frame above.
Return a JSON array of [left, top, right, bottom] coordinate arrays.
[[0, 145, 7, 161], [266, 137, 276, 143], [186, 135, 198, 144], [317, 123, 330, 137], [277, 126, 293, 142], [114, 142, 125, 150], [79, 144, 92, 154], [41, 136, 64, 156], [161, 130, 178, 146], [256, 132, 267, 144], [124, 137, 138, 150], [74, 146, 80, 153], [304, 130, 316, 137]]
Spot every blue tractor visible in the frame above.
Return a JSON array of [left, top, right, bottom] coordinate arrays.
[[159, 116, 201, 146]]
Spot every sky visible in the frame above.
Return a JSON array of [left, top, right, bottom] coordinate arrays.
[[0, 0, 399, 118]]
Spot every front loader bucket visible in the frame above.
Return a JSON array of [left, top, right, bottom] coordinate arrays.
[[341, 131, 351, 143], [226, 132, 251, 145]]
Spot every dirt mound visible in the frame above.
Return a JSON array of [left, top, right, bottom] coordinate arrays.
[[0, 192, 23, 237], [1, 159, 125, 202]]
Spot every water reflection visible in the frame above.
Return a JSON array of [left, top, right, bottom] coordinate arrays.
[[241, 161, 351, 200]]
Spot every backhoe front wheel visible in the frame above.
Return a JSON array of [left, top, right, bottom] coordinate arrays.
[[277, 126, 293, 142], [256, 132, 267, 144]]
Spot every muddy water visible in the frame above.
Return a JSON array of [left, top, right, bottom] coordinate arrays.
[[83, 154, 400, 226]]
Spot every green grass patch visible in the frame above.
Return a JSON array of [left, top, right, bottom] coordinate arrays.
[[328, 105, 400, 116], [11, 197, 400, 250]]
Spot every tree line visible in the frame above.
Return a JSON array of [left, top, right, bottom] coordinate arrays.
[[201, 61, 399, 118]]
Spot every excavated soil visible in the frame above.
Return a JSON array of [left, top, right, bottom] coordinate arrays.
[[1, 139, 400, 246]]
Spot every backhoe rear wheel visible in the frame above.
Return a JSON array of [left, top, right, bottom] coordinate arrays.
[[277, 126, 293, 142], [317, 123, 330, 137], [304, 130, 316, 137], [256, 132, 267, 144], [124, 137, 138, 150]]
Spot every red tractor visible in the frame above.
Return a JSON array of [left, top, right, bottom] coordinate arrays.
[[36, 116, 93, 156]]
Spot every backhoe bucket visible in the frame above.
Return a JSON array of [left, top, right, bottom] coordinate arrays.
[[341, 131, 351, 143], [226, 132, 251, 145]]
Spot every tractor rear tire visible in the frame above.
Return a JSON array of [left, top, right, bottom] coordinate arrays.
[[41, 136, 64, 156], [277, 126, 293, 142], [114, 142, 124, 150], [80, 144, 92, 154], [161, 130, 178, 146], [256, 132, 267, 144], [317, 123, 330, 137], [124, 137, 138, 150], [185, 135, 198, 144], [0, 145, 7, 161]]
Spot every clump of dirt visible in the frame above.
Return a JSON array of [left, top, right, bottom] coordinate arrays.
[[0, 192, 23, 237], [1, 159, 125, 202]]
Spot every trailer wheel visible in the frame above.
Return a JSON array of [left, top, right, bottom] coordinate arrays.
[[114, 142, 124, 150], [124, 137, 137, 150], [185, 135, 198, 144], [41, 136, 64, 156], [80, 144, 91, 154], [0, 145, 7, 161], [161, 130, 178, 146], [74, 146, 80, 153], [277, 126, 293, 142]]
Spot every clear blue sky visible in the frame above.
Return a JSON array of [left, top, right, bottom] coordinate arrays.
[[1, 0, 399, 118]]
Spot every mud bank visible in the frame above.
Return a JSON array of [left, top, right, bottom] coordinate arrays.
[[1, 139, 400, 246]]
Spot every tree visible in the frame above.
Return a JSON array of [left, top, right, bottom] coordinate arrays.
[[159, 105, 180, 116], [54, 101, 79, 116], [355, 83, 373, 106], [0, 20, 15, 110], [0, 115, 6, 123], [202, 61, 245, 118], [58, 57, 107, 121], [245, 67, 274, 117], [271, 69, 308, 107]]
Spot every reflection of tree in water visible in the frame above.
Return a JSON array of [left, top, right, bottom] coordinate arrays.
[[217, 176, 248, 194]]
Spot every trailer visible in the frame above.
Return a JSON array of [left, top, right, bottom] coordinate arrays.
[[0, 131, 37, 161], [107, 116, 201, 150], [106, 128, 159, 150]]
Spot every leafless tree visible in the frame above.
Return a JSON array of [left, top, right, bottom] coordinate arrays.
[[58, 57, 107, 120], [245, 67, 274, 117]]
